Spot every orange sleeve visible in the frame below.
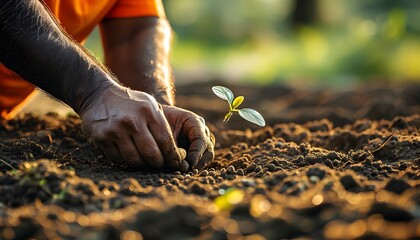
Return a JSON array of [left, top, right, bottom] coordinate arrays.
[[0, 0, 166, 118], [0, 64, 36, 119], [106, 0, 166, 19], [42, 0, 118, 42]]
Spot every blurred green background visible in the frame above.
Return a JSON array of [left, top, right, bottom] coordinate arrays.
[[85, 0, 420, 86]]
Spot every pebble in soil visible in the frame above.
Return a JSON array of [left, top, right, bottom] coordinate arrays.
[[0, 83, 419, 239]]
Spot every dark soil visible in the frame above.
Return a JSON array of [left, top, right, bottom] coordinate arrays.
[[0, 81, 419, 239]]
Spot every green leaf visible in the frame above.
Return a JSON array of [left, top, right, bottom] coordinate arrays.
[[232, 96, 244, 109], [212, 86, 234, 104], [223, 112, 233, 123], [238, 108, 266, 127]]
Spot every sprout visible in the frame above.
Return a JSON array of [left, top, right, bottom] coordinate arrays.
[[212, 86, 265, 127]]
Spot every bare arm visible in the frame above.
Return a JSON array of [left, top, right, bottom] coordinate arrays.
[[101, 17, 215, 170], [0, 0, 185, 170], [0, 0, 113, 114], [101, 17, 174, 105]]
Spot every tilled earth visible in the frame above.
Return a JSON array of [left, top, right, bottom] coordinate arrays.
[[0, 82, 419, 239]]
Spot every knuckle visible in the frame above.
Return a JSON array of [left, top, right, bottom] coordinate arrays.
[[142, 95, 160, 109], [139, 102, 161, 120], [142, 146, 162, 160], [106, 130, 123, 141], [185, 115, 206, 129], [198, 116, 206, 125], [143, 93, 158, 103], [204, 127, 210, 136], [118, 117, 138, 131], [188, 112, 204, 123], [191, 133, 206, 142], [118, 116, 134, 126], [139, 102, 153, 113]]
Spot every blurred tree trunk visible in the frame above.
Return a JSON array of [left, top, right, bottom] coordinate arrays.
[[292, 0, 318, 27]]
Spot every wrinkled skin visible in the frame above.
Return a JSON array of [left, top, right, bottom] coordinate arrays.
[[99, 17, 215, 170], [80, 86, 181, 169], [80, 85, 214, 171], [0, 0, 215, 171], [162, 105, 215, 170]]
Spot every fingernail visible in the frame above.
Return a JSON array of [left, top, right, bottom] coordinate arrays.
[[178, 148, 187, 160]]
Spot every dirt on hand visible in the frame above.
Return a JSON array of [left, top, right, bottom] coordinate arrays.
[[0, 81, 419, 239]]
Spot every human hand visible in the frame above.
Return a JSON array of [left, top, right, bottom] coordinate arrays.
[[162, 105, 215, 170], [80, 85, 185, 170]]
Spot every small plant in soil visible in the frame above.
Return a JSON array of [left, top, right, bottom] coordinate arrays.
[[212, 86, 265, 127]]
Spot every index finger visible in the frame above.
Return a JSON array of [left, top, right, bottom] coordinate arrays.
[[183, 118, 210, 168], [194, 139, 215, 170], [148, 111, 183, 170]]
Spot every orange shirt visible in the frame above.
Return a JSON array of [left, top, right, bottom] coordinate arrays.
[[0, 0, 165, 118], [43, 0, 166, 42]]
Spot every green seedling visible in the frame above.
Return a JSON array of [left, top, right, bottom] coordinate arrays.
[[212, 86, 265, 127]]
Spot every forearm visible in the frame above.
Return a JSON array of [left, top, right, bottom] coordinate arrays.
[[0, 0, 116, 114], [101, 17, 175, 105]]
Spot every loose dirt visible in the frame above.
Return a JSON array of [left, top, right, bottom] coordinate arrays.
[[0, 82, 419, 239]]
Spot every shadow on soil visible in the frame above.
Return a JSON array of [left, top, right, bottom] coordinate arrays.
[[0, 81, 419, 239]]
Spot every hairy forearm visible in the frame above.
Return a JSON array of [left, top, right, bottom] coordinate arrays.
[[0, 0, 116, 114], [101, 17, 175, 105]]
